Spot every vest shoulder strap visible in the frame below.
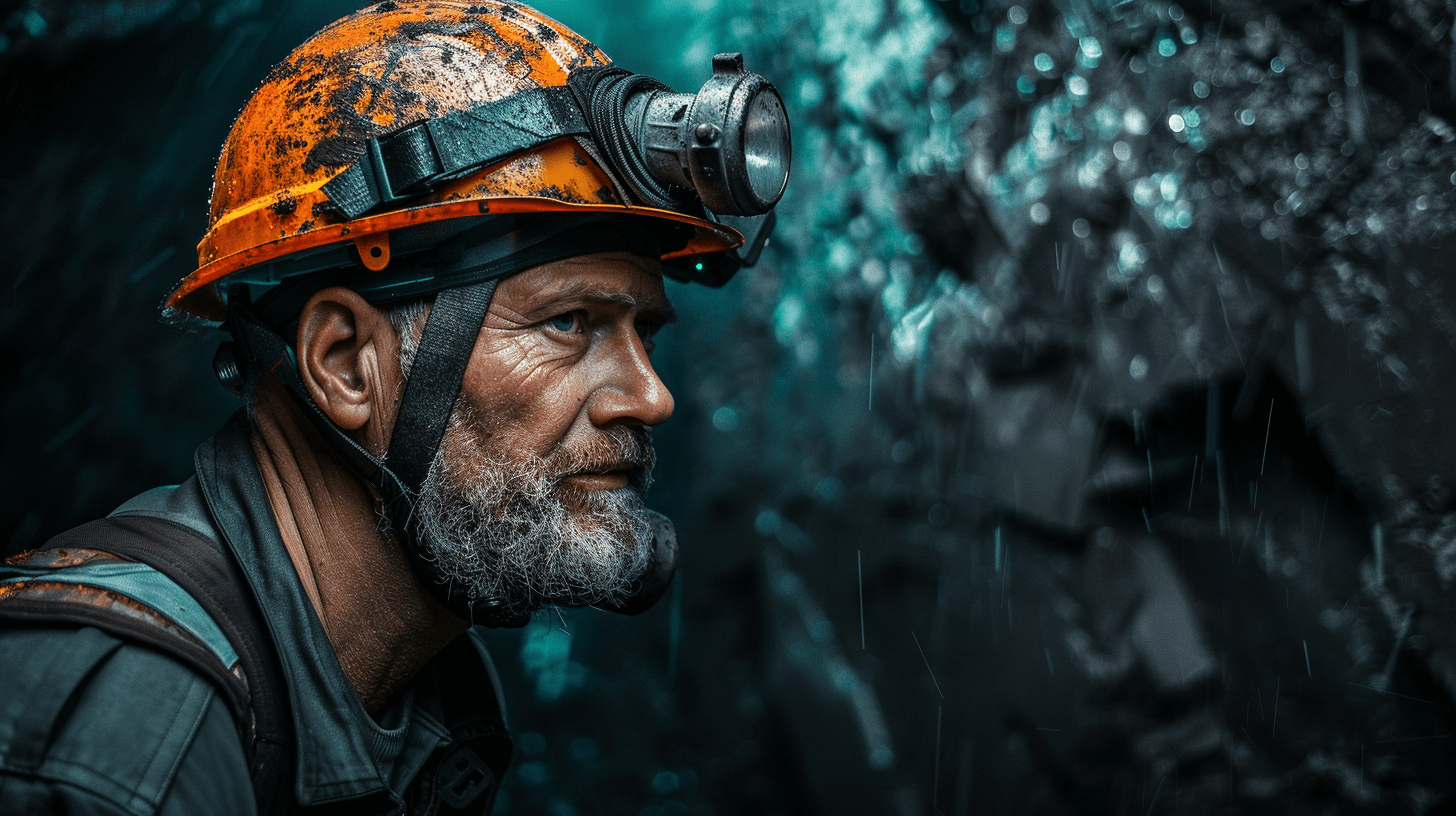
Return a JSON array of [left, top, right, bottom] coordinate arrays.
[[1, 513, 298, 815], [0, 545, 249, 724]]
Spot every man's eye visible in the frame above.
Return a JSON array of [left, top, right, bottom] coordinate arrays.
[[547, 312, 580, 333], [635, 320, 660, 341]]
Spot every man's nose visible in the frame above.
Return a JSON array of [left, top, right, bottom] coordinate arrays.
[[586, 328, 675, 428]]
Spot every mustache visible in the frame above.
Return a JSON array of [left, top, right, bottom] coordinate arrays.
[[545, 425, 657, 488]]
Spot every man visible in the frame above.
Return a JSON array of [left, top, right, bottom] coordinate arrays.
[[0, 1, 790, 813]]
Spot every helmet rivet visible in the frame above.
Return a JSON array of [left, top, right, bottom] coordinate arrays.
[[695, 122, 720, 144]]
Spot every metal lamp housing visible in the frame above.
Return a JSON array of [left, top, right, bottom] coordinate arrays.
[[628, 53, 790, 217], [681, 53, 790, 217]]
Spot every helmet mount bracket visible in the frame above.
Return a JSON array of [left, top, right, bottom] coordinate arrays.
[[353, 233, 392, 272]]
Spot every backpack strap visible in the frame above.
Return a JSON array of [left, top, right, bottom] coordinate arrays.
[[0, 546, 250, 726], [2, 515, 298, 815]]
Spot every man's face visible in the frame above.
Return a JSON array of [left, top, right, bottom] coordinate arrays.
[[410, 251, 677, 617]]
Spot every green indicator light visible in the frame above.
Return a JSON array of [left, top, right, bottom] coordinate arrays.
[[695, 262, 704, 271]]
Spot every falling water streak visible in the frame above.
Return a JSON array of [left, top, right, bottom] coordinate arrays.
[[1217, 451, 1230, 555], [867, 334, 875, 412], [667, 570, 682, 683], [1373, 522, 1385, 586], [1205, 383, 1221, 459], [1265, 521, 1275, 573], [1293, 315, 1313, 396], [1188, 454, 1199, 510], [1303, 640, 1312, 678], [911, 631, 944, 699], [858, 549, 866, 650], [1228, 741, 1235, 803], [1044, 647, 1055, 676], [1315, 497, 1328, 559], [1272, 677, 1280, 738], [933, 704, 944, 810], [1213, 248, 1248, 374], [1147, 450, 1155, 504], [1145, 776, 1165, 816], [1237, 511, 1262, 566], [43, 406, 100, 456], [1360, 745, 1365, 796], [953, 740, 973, 816], [1001, 537, 1011, 609], [127, 245, 178, 284], [1347, 680, 1432, 705], [1344, 22, 1368, 145], [1260, 399, 1274, 475], [1375, 606, 1414, 692]]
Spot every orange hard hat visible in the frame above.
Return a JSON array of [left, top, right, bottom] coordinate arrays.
[[167, 0, 789, 321]]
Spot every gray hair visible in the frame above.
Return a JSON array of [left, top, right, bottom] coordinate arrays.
[[387, 300, 431, 378]]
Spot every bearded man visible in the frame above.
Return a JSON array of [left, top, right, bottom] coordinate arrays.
[[0, 2, 790, 813]]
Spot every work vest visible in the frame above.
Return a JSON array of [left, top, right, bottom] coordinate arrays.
[[0, 418, 512, 815]]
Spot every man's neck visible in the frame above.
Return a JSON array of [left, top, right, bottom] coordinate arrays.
[[248, 375, 468, 715]]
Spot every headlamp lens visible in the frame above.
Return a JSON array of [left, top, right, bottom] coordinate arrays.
[[743, 89, 790, 206]]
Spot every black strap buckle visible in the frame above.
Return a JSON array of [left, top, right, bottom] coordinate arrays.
[[436, 745, 495, 809], [320, 86, 591, 220]]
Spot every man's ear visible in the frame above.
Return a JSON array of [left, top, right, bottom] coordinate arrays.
[[295, 287, 400, 441]]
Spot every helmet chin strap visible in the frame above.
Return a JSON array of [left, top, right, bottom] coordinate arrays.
[[228, 268, 677, 627], [374, 279, 513, 622]]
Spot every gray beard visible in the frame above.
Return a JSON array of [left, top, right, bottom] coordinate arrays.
[[409, 403, 658, 620]]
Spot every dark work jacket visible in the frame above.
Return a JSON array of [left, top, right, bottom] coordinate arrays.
[[0, 412, 512, 814]]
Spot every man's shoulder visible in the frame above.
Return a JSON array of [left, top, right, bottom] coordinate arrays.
[[0, 625, 251, 816]]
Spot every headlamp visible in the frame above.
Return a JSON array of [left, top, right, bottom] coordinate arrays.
[[315, 52, 791, 286], [590, 53, 792, 218]]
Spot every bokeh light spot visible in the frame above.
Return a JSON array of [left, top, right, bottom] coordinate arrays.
[[651, 771, 680, 795], [712, 406, 740, 432], [1129, 355, 1149, 380]]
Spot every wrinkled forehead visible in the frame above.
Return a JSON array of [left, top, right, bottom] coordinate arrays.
[[493, 251, 673, 314]]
